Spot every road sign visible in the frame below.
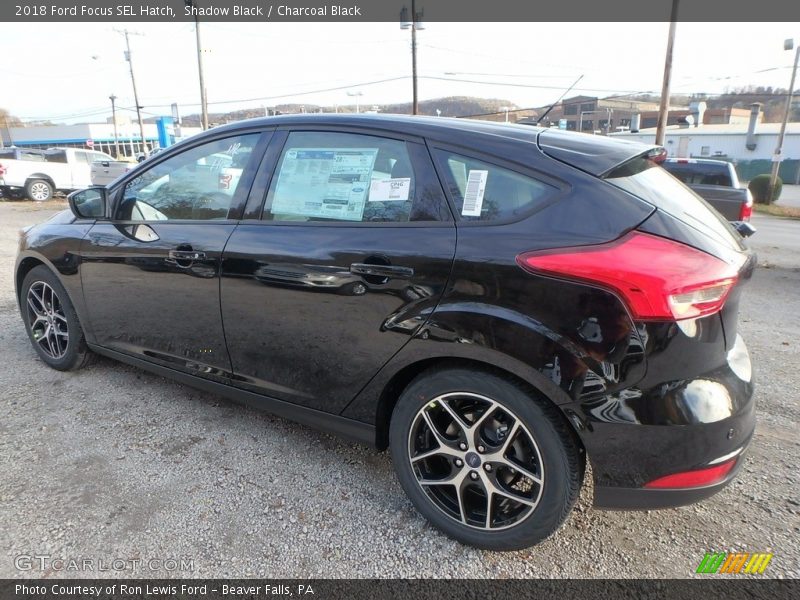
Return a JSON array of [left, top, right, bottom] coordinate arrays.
[[86, 139, 94, 148]]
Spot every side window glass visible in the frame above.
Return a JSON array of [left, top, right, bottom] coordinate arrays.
[[435, 150, 556, 222], [119, 134, 259, 221], [263, 132, 438, 223]]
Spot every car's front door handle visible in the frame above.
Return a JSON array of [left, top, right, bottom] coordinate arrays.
[[350, 263, 414, 279], [169, 250, 207, 261]]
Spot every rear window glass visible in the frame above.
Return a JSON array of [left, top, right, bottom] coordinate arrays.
[[434, 150, 555, 222], [662, 161, 733, 186], [606, 157, 741, 249]]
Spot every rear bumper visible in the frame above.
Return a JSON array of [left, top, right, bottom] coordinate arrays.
[[594, 443, 748, 510], [570, 334, 755, 510]]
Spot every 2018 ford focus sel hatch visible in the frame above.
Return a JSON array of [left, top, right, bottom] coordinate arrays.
[[16, 115, 755, 550]]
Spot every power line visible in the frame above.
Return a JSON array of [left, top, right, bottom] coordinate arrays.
[[15, 79, 800, 124]]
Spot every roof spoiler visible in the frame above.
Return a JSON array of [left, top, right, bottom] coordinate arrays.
[[538, 129, 663, 177]]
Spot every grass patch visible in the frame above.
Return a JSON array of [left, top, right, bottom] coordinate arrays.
[[754, 204, 800, 219]]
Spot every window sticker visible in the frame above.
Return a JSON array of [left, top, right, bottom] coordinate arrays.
[[461, 170, 488, 216], [368, 177, 411, 202], [272, 148, 378, 221]]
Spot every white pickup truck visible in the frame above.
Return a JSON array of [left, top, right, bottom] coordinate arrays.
[[0, 147, 129, 201]]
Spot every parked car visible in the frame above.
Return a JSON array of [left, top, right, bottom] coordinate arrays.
[[90, 157, 136, 186], [0, 147, 118, 201], [136, 146, 164, 163], [15, 116, 756, 550], [662, 158, 754, 227]]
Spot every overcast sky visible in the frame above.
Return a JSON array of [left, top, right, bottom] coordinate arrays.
[[2, 21, 799, 124]]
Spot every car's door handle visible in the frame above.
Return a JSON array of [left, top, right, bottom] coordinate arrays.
[[169, 250, 207, 261], [350, 263, 414, 279]]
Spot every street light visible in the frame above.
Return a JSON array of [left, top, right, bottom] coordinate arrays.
[[768, 38, 800, 201], [347, 90, 363, 114], [400, 1, 424, 115], [109, 94, 121, 158]]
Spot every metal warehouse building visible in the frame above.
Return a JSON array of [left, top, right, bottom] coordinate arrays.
[[611, 104, 800, 183]]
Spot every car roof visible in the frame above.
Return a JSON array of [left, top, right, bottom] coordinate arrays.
[[210, 113, 544, 144], [191, 113, 655, 177]]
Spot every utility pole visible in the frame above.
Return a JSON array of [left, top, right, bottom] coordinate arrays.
[[116, 28, 148, 159], [655, 0, 679, 146], [401, 1, 423, 115], [186, 1, 209, 130], [109, 94, 121, 158], [769, 39, 800, 201]]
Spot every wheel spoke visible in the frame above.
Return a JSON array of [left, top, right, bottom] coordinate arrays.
[[411, 446, 460, 463], [469, 400, 499, 433], [437, 398, 470, 437], [484, 490, 493, 528], [454, 476, 468, 524], [492, 486, 536, 507], [27, 296, 45, 317], [499, 420, 521, 454], [499, 458, 542, 485], [421, 409, 455, 449], [419, 468, 464, 487], [28, 287, 45, 310], [52, 328, 62, 356]]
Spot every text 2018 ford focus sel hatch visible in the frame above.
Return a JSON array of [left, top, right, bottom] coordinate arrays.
[[16, 115, 755, 550]]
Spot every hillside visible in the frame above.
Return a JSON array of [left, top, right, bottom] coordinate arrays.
[[171, 96, 524, 126]]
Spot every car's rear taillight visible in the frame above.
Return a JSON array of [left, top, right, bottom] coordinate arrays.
[[739, 190, 753, 221], [0, 162, 6, 176], [516, 231, 743, 321], [644, 457, 737, 489]]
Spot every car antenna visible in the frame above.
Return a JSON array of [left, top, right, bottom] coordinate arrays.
[[535, 74, 584, 126]]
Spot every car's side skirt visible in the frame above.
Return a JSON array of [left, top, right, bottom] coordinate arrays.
[[87, 344, 377, 448]]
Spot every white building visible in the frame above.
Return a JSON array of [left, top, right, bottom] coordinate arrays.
[[612, 105, 800, 183]]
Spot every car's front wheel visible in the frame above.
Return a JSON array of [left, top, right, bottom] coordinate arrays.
[[390, 367, 582, 550], [21, 265, 92, 371]]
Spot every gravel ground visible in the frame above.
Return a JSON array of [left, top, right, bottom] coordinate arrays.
[[0, 201, 798, 579]]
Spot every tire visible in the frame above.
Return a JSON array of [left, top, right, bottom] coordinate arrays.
[[20, 265, 93, 371], [26, 179, 53, 202], [389, 367, 582, 550]]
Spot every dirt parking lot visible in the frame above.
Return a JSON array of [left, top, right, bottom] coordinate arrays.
[[0, 200, 798, 578]]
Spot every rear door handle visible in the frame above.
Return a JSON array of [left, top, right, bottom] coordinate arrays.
[[169, 250, 207, 261], [350, 263, 414, 279]]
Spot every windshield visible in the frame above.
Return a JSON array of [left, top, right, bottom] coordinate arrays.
[[605, 156, 742, 250]]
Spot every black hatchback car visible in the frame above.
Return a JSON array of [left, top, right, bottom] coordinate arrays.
[[16, 115, 755, 550]]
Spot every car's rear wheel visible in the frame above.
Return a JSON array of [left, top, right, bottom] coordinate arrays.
[[21, 266, 92, 371], [389, 367, 582, 550], [26, 179, 53, 202]]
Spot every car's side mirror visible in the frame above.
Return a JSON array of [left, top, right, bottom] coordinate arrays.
[[68, 187, 107, 220], [101, 161, 110, 167]]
